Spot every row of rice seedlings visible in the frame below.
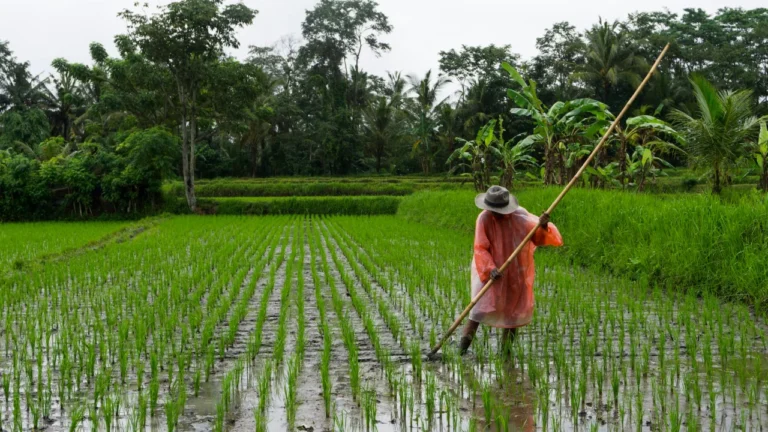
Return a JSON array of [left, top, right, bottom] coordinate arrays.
[[0, 216, 295, 430], [326, 218, 484, 429], [308, 217, 334, 418], [285, 218, 307, 427], [213, 221, 292, 431], [309, 222, 364, 402], [319, 219, 468, 430], [332, 215, 768, 430], [324, 219, 419, 347], [253, 219, 300, 429], [327, 218, 433, 340]]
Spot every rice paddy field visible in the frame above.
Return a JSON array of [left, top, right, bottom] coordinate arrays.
[[2, 191, 768, 431], [0, 222, 127, 271]]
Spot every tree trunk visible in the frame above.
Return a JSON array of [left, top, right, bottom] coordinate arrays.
[[618, 134, 628, 188], [251, 138, 261, 177], [760, 164, 768, 192], [375, 140, 383, 173], [558, 150, 566, 185], [713, 162, 721, 194], [544, 144, 555, 185], [179, 87, 197, 212]]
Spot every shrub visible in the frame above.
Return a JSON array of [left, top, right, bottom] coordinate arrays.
[[167, 196, 402, 216]]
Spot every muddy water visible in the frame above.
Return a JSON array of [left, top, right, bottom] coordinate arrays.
[[4, 216, 768, 432]]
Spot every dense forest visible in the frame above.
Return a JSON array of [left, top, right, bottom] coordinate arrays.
[[1, 0, 768, 217]]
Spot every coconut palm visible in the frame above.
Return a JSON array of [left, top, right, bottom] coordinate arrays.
[[671, 75, 765, 194], [363, 94, 401, 172], [240, 73, 278, 177], [572, 20, 648, 104], [406, 70, 451, 175], [753, 122, 768, 191]]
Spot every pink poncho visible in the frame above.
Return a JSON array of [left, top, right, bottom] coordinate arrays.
[[469, 208, 563, 328]]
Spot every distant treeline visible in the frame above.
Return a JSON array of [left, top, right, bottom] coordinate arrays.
[[2, 0, 768, 217]]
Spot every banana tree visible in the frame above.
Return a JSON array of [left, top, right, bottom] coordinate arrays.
[[754, 122, 768, 191], [562, 140, 593, 183], [503, 62, 612, 185], [495, 119, 537, 189], [613, 112, 683, 187], [447, 119, 500, 191], [627, 144, 674, 191], [585, 162, 621, 188]]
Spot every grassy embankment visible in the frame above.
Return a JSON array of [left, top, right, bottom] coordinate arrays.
[[399, 188, 768, 310], [163, 178, 471, 215]]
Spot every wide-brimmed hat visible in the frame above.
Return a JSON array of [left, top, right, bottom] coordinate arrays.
[[475, 185, 519, 214]]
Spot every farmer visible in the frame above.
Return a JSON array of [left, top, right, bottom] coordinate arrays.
[[459, 185, 563, 356]]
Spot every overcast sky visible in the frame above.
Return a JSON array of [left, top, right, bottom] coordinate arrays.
[[2, 0, 765, 88]]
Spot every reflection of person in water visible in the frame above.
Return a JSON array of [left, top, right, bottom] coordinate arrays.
[[459, 185, 563, 357]]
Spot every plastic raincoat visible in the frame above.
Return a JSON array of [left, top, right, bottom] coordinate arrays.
[[469, 208, 563, 328]]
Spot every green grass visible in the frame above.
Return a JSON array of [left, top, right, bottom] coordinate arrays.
[[399, 188, 768, 309], [0, 221, 127, 269], [163, 177, 472, 198], [164, 180, 417, 197], [166, 196, 402, 215]]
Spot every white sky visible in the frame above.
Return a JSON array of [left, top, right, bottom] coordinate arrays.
[[2, 0, 765, 86]]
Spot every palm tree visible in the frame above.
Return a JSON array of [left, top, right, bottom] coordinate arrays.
[[0, 62, 52, 149], [47, 69, 89, 142], [572, 20, 648, 104], [406, 70, 451, 175], [240, 72, 278, 177], [435, 104, 462, 161], [363, 94, 401, 172], [671, 76, 765, 194]]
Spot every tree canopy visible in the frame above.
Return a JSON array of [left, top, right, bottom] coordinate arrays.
[[2, 2, 768, 219]]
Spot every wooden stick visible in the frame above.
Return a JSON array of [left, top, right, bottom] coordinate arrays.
[[427, 43, 670, 359]]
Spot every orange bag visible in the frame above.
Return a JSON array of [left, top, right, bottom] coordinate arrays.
[[469, 208, 563, 328]]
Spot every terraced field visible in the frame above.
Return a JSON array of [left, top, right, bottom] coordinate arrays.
[[1, 216, 766, 431]]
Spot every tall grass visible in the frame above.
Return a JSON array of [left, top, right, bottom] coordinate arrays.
[[165, 196, 403, 216], [163, 177, 472, 198], [399, 188, 768, 309], [165, 181, 417, 197]]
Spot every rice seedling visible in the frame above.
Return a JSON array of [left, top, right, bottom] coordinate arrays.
[[362, 386, 378, 431], [2, 208, 768, 432], [321, 320, 333, 418]]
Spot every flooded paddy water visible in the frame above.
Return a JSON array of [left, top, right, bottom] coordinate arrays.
[[0, 216, 766, 431]]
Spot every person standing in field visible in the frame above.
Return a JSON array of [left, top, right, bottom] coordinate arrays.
[[459, 185, 563, 356]]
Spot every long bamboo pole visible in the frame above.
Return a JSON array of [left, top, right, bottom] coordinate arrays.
[[427, 43, 671, 359]]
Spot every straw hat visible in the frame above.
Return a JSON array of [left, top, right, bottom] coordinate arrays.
[[474, 185, 519, 214]]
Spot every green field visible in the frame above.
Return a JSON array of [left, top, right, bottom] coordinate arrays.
[[0, 221, 127, 270], [2, 190, 767, 431]]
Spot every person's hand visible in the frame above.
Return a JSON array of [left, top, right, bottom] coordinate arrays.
[[539, 212, 550, 229], [490, 268, 501, 281]]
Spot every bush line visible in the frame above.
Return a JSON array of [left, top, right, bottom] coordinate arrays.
[[166, 196, 402, 216]]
